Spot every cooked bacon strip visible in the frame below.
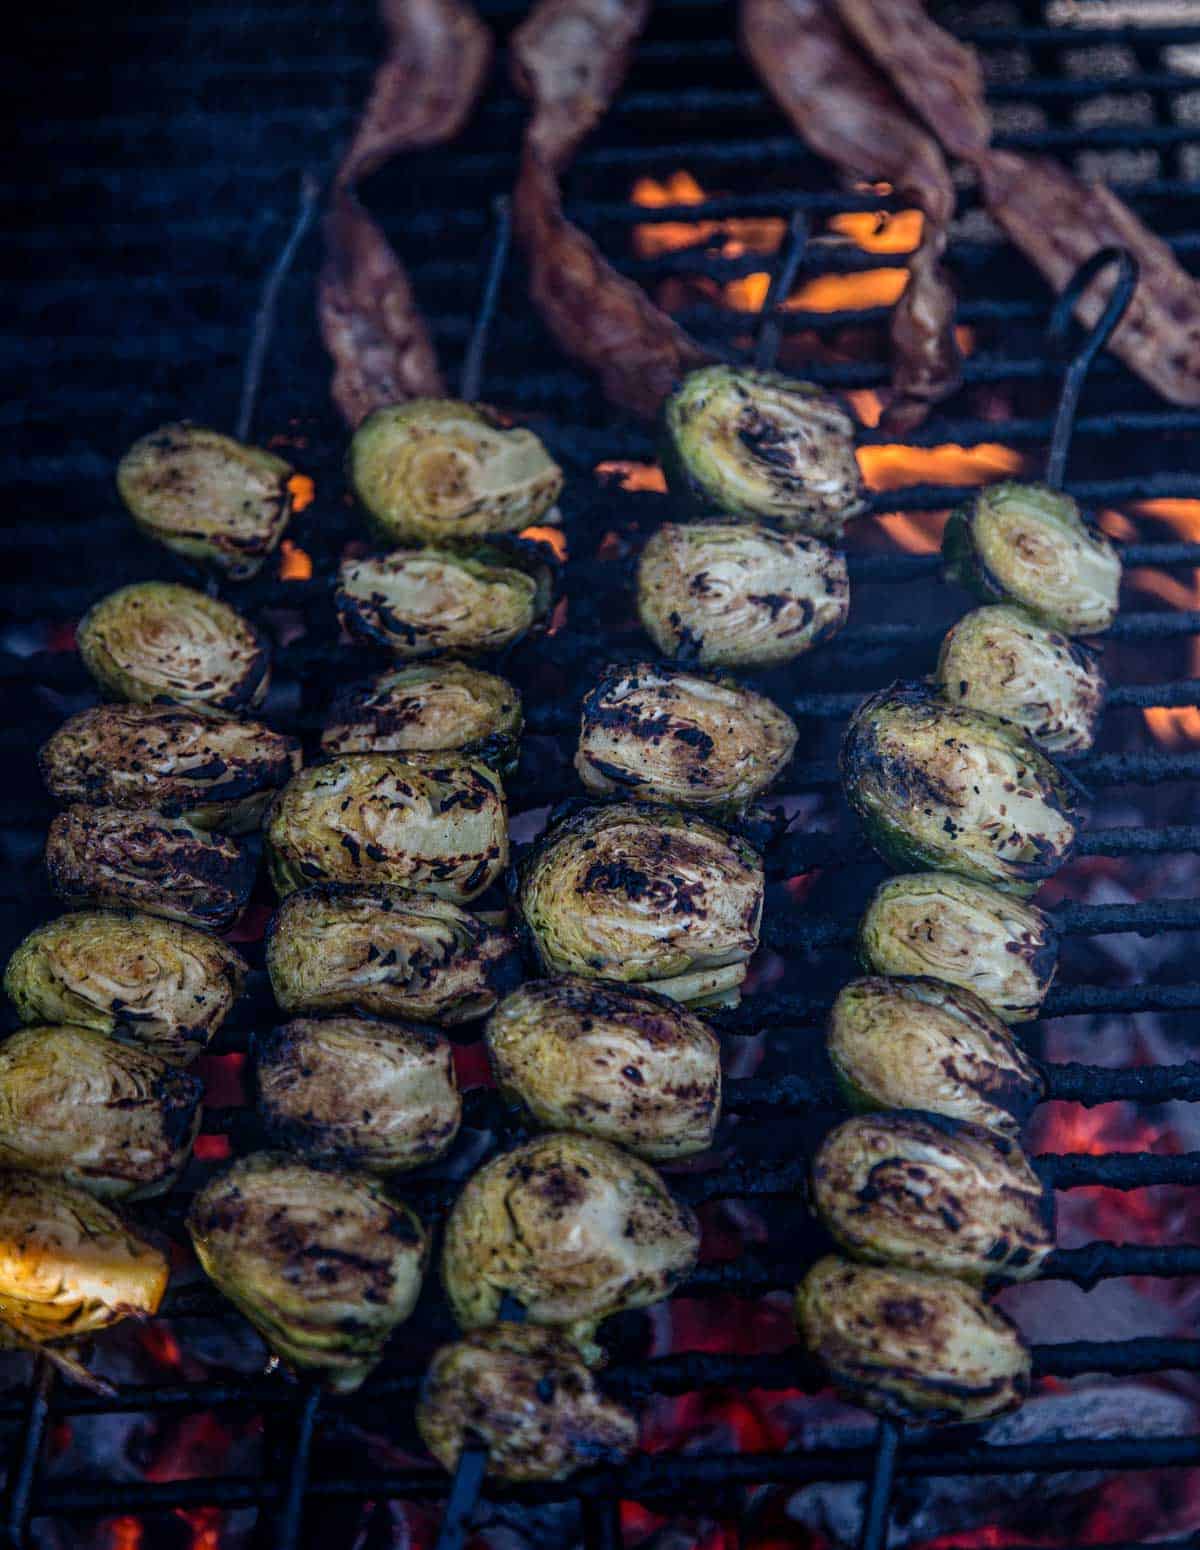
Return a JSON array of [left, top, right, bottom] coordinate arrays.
[[511, 0, 712, 418], [832, 0, 1200, 405], [319, 0, 493, 424], [741, 0, 961, 430]]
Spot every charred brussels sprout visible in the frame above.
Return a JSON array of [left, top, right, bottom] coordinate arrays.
[[943, 482, 1121, 635], [485, 976, 721, 1160], [811, 1110, 1055, 1282], [418, 1325, 638, 1481], [936, 605, 1105, 754], [442, 1133, 700, 1363], [795, 1255, 1031, 1424], [4, 910, 245, 1065], [265, 883, 519, 1025], [661, 366, 866, 538], [255, 1016, 461, 1172], [827, 977, 1043, 1139], [840, 681, 1078, 895], [265, 756, 507, 904], [46, 806, 255, 930], [188, 1153, 427, 1393], [0, 1170, 168, 1351], [40, 704, 301, 833], [0, 1025, 202, 1199], [336, 540, 554, 659], [858, 873, 1057, 1023], [349, 400, 563, 545], [322, 662, 522, 777], [77, 582, 270, 717], [638, 521, 849, 668], [117, 422, 295, 579], [575, 662, 797, 813], [516, 802, 763, 1007]]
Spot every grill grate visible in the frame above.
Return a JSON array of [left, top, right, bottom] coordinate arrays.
[[6, 0, 1200, 1546]]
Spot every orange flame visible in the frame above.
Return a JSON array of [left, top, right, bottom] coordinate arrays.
[[595, 461, 668, 493], [520, 525, 569, 561], [1126, 499, 1200, 750], [286, 474, 315, 512], [278, 540, 313, 581], [858, 442, 1026, 493], [630, 171, 783, 260], [110, 1518, 142, 1550]]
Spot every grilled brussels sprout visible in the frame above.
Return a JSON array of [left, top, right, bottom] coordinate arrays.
[[77, 582, 270, 717], [0, 1170, 168, 1351], [336, 541, 554, 659], [39, 704, 301, 833], [858, 873, 1057, 1023], [322, 662, 522, 777], [349, 400, 563, 545], [811, 1110, 1055, 1283], [661, 366, 866, 538], [936, 605, 1105, 754], [575, 663, 797, 813], [4, 910, 245, 1065], [638, 521, 849, 668], [516, 803, 763, 1007], [265, 756, 507, 904], [418, 1325, 638, 1481], [795, 1255, 1031, 1424], [442, 1132, 700, 1363], [827, 977, 1043, 1138], [46, 806, 255, 930], [265, 883, 518, 1025], [117, 422, 295, 579], [0, 1025, 202, 1199], [256, 1016, 461, 1172], [485, 976, 721, 1159], [188, 1153, 427, 1393], [840, 681, 1078, 895], [943, 482, 1121, 635]]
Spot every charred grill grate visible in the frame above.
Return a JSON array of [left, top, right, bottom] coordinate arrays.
[[5, 0, 1200, 1545]]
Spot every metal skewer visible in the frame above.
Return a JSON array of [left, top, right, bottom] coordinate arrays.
[[754, 209, 809, 373], [460, 196, 513, 403]]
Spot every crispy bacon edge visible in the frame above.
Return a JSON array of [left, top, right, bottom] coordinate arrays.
[[740, 0, 962, 432], [510, 0, 712, 420], [318, 0, 493, 426]]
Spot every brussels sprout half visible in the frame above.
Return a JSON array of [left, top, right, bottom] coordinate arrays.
[[336, 539, 555, 659], [46, 805, 255, 931], [265, 883, 519, 1026], [936, 604, 1106, 754], [349, 399, 562, 545], [4, 910, 246, 1065], [117, 422, 295, 579], [322, 662, 522, 778], [515, 802, 764, 1007], [638, 521, 849, 668], [943, 482, 1121, 635], [265, 755, 507, 904], [485, 976, 721, 1159], [78, 582, 270, 717], [858, 872, 1058, 1023], [827, 977, 1044, 1138], [811, 1110, 1055, 1283], [795, 1255, 1031, 1424], [255, 1016, 462, 1173], [188, 1153, 427, 1393], [441, 1132, 700, 1364], [661, 365, 866, 539], [0, 1024, 202, 1199], [418, 1325, 638, 1482], [575, 662, 797, 813], [40, 703, 301, 833], [840, 681, 1079, 895], [0, 1170, 168, 1351]]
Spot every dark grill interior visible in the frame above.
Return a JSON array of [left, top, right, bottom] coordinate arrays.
[[5, 0, 1200, 1546]]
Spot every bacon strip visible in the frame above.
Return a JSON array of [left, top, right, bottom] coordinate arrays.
[[318, 0, 493, 425], [740, 0, 962, 431], [511, 0, 712, 419], [831, 0, 1200, 405]]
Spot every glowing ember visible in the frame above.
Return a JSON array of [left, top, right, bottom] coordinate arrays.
[[176, 1507, 222, 1550], [109, 1517, 142, 1550], [1127, 498, 1200, 748], [519, 524, 569, 561], [858, 442, 1026, 492], [786, 267, 909, 313], [595, 460, 668, 492], [630, 171, 784, 260], [286, 473, 315, 511], [278, 539, 313, 580], [828, 208, 924, 254]]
